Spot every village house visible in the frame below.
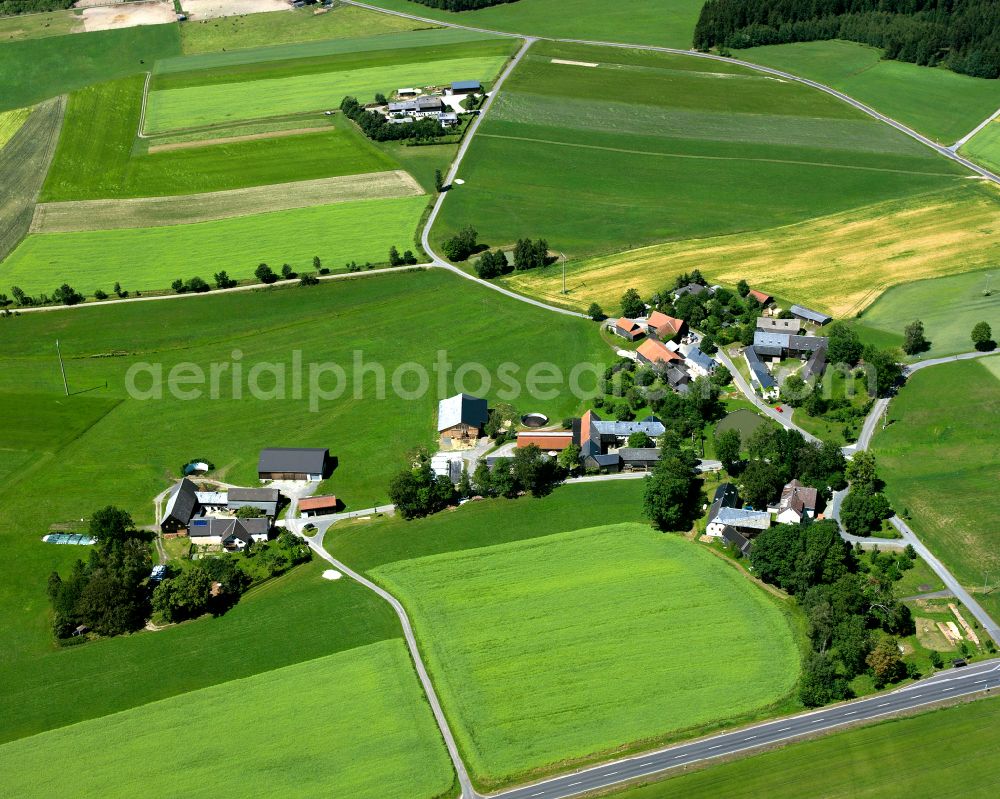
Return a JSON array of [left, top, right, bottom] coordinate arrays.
[[752, 331, 827, 359], [684, 347, 717, 378], [438, 393, 488, 447], [258, 447, 329, 481], [673, 283, 707, 300], [159, 480, 285, 534], [578, 409, 665, 457], [706, 483, 770, 537], [769, 479, 819, 524], [744, 345, 778, 399], [610, 317, 644, 342], [636, 338, 682, 368], [646, 311, 686, 341], [188, 517, 270, 551], [756, 317, 800, 335]]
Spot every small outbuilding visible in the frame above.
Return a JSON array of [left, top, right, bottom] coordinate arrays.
[[646, 311, 686, 341], [611, 318, 644, 341], [747, 289, 773, 306], [619, 447, 661, 470], [299, 495, 340, 516], [790, 304, 832, 326]]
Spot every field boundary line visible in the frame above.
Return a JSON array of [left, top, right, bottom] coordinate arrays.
[[476, 133, 964, 178], [951, 107, 1000, 151], [146, 125, 332, 153], [343, 1, 1000, 185], [137, 70, 152, 139]]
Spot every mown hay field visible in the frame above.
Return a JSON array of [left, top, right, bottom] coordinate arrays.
[[179, 3, 423, 54], [359, 0, 705, 49], [1, 194, 428, 294], [433, 41, 966, 260], [0, 640, 455, 799], [873, 359, 1000, 588], [851, 268, 1000, 357], [611, 696, 1000, 799], [505, 185, 1000, 317], [0, 106, 32, 148], [737, 40, 1000, 145], [0, 98, 65, 260], [372, 523, 800, 788], [31, 170, 423, 233], [144, 39, 515, 133], [41, 75, 401, 201]]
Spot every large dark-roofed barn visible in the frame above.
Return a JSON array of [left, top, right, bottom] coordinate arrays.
[[258, 448, 329, 481]]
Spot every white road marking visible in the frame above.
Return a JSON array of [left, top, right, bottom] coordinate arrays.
[[530, 793, 544, 797], [844, 711, 857, 716], [639, 762, 653, 767], [877, 702, 890, 707], [709, 744, 723, 750], [568, 782, 582, 787], [745, 735, 757, 740], [605, 771, 618, 776], [777, 726, 791, 732]]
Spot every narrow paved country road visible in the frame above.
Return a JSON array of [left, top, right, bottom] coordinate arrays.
[[490, 659, 1000, 799], [299, 532, 477, 799], [951, 106, 1000, 150]]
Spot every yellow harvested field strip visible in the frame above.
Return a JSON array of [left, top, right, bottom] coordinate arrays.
[[551, 59, 599, 67], [146, 126, 333, 154], [29, 171, 424, 233], [506, 185, 1000, 317], [477, 134, 962, 177]]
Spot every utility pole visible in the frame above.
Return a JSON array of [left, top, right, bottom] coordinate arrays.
[[562, 258, 566, 295], [56, 339, 69, 396]]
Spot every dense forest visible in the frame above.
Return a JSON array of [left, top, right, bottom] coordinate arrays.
[[0, 0, 73, 15], [693, 0, 1000, 78], [408, 0, 518, 10]]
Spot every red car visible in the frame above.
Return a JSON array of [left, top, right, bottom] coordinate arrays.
[[775, 406, 783, 413]]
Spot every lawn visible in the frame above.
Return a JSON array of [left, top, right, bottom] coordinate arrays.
[[0, 97, 64, 261], [962, 119, 1000, 175], [144, 40, 515, 132], [713, 408, 768, 441], [0, 639, 456, 799], [41, 76, 402, 201], [0, 23, 180, 114], [0, 269, 608, 669], [371, 523, 800, 788], [873, 359, 1000, 588], [737, 40, 1000, 145], [604, 695, 1000, 799], [360, 0, 705, 49], [851, 268, 1000, 359], [434, 41, 967, 262], [1, 194, 428, 295], [179, 3, 423, 54], [505, 184, 999, 317]]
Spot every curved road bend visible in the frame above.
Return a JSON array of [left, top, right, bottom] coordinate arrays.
[[346, 2, 999, 185], [490, 658, 1000, 799], [299, 534, 477, 799]]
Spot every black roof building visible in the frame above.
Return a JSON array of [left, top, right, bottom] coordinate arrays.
[[160, 478, 198, 533], [257, 448, 328, 480]]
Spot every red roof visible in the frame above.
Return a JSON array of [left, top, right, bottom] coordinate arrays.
[[299, 495, 339, 512], [636, 338, 681, 365], [516, 432, 573, 451], [646, 311, 685, 339], [748, 289, 773, 304]]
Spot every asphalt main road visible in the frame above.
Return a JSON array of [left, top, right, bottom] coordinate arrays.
[[490, 659, 1000, 799]]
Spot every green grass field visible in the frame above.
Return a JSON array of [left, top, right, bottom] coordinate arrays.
[[179, 3, 423, 54], [0, 639, 456, 799], [41, 75, 400, 201], [851, 269, 999, 358], [607, 695, 1000, 799], [737, 40, 1000, 145], [962, 120, 1000, 174], [0, 97, 64, 260], [874, 359, 1000, 588], [361, 0, 705, 49], [0, 23, 180, 114], [1, 194, 427, 294], [0, 8, 81, 42], [0, 270, 607, 671], [372, 523, 800, 787], [434, 41, 966, 260], [145, 39, 514, 133]]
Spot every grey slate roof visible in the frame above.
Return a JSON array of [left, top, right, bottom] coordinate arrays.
[[619, 447, 661, 463], [592, 417, 666, 438], [437, 393, 488, 432], [754, 331, 789, 353], [788, 335, 827, 353], [188, 517, 270, 541], [161, 478, 198, 528], [744, 347, 777, 390], [257, 448, 328, 475], [586, 453, 621, 467], [685, 347, 716, 372], [707, 483, 741, 525], [721, 526, 753, 555], [756, 317, 799, 334], [713, 507, 771, 530], [228, 488, 280, 503], [790, 305, 832, 325], [802, 344, 828, 380]]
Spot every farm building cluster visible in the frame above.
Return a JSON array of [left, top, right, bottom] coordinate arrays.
[[742, 300, 832, 400], [705, 477, 822, 554], [158, 447, 337, 550], [381, 80, 482, 128]]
